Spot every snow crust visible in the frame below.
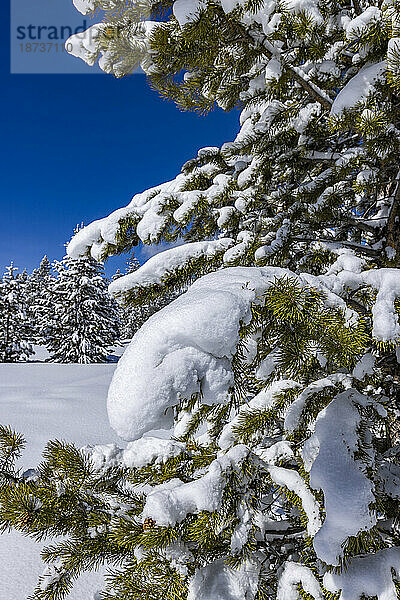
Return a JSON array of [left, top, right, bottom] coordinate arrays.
[[0, 361, 119, 600], [67, 177, 182, 259], [302, 389, 376, 565], [0, 363, 120, 466]]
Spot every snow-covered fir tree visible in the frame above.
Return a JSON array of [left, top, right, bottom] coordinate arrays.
[[1, 0, 400, 599], [0, 263, 33, 362], [15, 267, 37, 345], [26, 256, 56, 344], [47, 254, 121, 363]]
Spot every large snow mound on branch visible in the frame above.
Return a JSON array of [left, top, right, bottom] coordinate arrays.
[[108, 266, 297, 440]]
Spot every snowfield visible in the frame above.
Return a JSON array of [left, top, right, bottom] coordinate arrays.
[[0, 359, 122, 600]]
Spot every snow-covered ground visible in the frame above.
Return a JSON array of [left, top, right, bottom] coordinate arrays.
[[0, 355, 124, 600]]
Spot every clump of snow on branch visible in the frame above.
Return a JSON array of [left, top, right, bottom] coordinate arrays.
[[85, 437, 186, 471], [109, 239, 234, 294], [218, 380, 300, 450], [284, 374, 352, 433], [344, 7, 381, 39], [67, 169, 240, 260], [187, 558, 260, 600], [319, 266, 400, 342], [142, 445, 249, 525], [302, 389, 379, 565], [267, 466, 322, 536], [277, 562, 323, 600], [330, 62, 386, 115]]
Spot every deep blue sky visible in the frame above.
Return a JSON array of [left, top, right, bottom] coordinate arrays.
[[2, 1, 239, 277]]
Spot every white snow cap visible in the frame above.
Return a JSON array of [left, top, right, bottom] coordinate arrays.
[[284, 373, 351, 433], [352, 352, 375, 380], [345, 7, 381, 39], [123, 437, 185, 468], [173, 0, 206, 27], [66, 23, 102, 65], [73, 0, 96, 15], [268, 466, 322, 536]]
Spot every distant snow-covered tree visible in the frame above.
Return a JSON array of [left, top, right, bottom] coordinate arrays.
[[26, 256, 56, 344], [47, 255, 120, 363], [0, 263, 33, 362]]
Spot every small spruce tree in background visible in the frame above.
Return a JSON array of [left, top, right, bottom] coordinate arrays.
[[0, 263, 33, 362], [46, 254, 121, 363], [27, 256, 57, 345]]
